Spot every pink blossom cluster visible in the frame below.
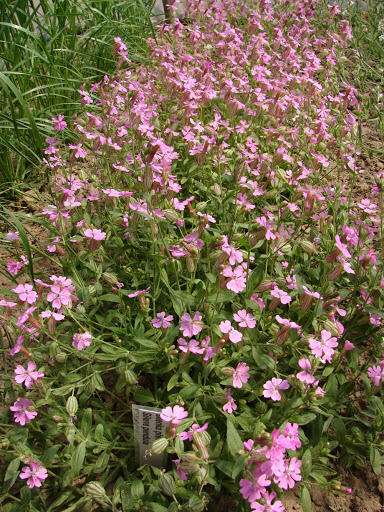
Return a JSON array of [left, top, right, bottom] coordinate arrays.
[[240, 423, 302, 509]]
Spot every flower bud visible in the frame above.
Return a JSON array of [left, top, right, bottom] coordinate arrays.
[[299, 240, 318, 255], [85, 482, 112, 505], [257, 280, 273, 291], [102, 272, 119, 285], [193, 433, 209, 460], [159, 473, 176, 497], [151, 437, 169, 455], [55, 352, 67, 363], [221, 367, 235, 377], [186, 253, 196, 273], [164, 209, 180, 223], [327, 264, 343, 281], [66, 396, 78, 416], [180, 452, 200, 463], [179, 462, 199, 474], [323, 319, 340, 337], [211, 183, 221, 195], [124, 369, 137, 385]]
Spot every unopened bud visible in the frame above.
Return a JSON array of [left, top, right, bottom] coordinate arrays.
[[102, 272, 119, 285], [327, 264, 343, 281], [124, 369, 137, 385], [55, 352, 67, 363], [186, 253, 196, 273], [159, 474, 176, 497], [257, 280, 273, 291], [85, 482, 112, 505], [323, 319, 340, 337], [66, 396, 78, 416], [164, 209, 180, 223], [221, 367, 235, 377], [299, 240, 318, 255], [151, 437, 169, 455], [193, 433, 209, 460]]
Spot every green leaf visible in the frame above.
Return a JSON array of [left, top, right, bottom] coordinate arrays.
[[226, 418, 243, 458], [71, 440, 86, 475], [134, 388, 154, 403], [129, 349, 158, 363], [51, 385, 74, 396], [149, 504, 168, 512], [135, 338, 159, 349], [370, 446, 382, 476], [81, 408, 93, 436], [47, 491, 72, 512], [301, 449, 312, 478], [3, 458, 20, 492], [232, 454, 247, 479], [292, 412, 316, 425], [333, 417, 346, 443], [99, 293, 121, 303], [215, 459, 233, 478], [300, 485, 312, 512], [167, 373, 179, 391]]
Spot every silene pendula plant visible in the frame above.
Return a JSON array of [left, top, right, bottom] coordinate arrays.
[[0, 0, 384, 510]]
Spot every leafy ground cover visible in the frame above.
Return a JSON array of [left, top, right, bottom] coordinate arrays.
[[1, 0, 384, 511]]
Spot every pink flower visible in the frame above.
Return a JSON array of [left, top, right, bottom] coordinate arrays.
[[10, 398, 37, 425], [223, 389, 237, 414], [83, 228, 106, 241], [151, 312, 174, 328], [47, 275, 76, 309], [0, 300, 17, 308], [222, 237, 243, 265], [344, 339, 355, 351], [16, 306, 37, 327], [40, 310, 65, 321], [263, 378, 290, 401], [368, 364, 384, 386], [240, 468, 271, 502], [72, 332, 92, 350], [7, 231, 19, 240], [52, 114, 67, 130], [251, 491, 285, 512], [177, 338, 203, 354], [219, 320, 243, 343], [308, 329, 338, 363], [296, 358, 315, 384], [128, 287, 150, 298], [7, 260, 23, 275], [271, 286, 292, 304], [173, 459, 188, 481], [179, 422, 208, 441], [12, 284, 38, 304], [69, 142, 87, 159], [160, 405, 188, 425], [233, 362, 250, 388], [10, 336, 24, 356], [274, 457, 302, 489], [14, 362, 44, 388], [180, 312, 203, 338], [19, 461, 48, 488], [283, 423, 301, 450], [233, 309, 256, 328], [221, 265, 247, 293], [250, 293, 265, 309]]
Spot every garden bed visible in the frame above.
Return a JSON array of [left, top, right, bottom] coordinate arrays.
[[1, 0, 384, 511]]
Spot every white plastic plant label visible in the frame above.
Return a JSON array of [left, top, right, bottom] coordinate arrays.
[[132, 404, 168, 467]]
